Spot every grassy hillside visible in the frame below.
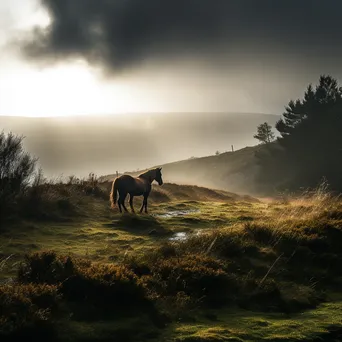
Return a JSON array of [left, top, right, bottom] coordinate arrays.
[[1, 181, 342, 341], [100, 145, 266, 196], [0, 182, 255, 279]]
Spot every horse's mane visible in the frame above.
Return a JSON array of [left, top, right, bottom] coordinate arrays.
[[138, 169, 155, 179]]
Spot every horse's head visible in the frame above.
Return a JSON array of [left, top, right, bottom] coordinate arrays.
[[155, 167, 163, 185]]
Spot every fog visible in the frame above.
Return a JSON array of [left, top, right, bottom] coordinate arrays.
[[0, 112, 279, 179]]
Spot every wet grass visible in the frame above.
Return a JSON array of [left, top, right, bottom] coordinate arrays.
[[1, 183, 342, 341], [0, 186, 261, 280]]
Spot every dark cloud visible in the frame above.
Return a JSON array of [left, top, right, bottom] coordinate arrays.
[[22, 0, 342, 73]]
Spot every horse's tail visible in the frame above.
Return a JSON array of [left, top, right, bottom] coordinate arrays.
[[110, 178, 119, 209]]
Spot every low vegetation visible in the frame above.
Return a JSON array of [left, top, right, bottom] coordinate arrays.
[[1, 179, 342, 341]]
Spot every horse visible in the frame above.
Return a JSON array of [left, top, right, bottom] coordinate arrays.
[[110, 168, 163, 214]]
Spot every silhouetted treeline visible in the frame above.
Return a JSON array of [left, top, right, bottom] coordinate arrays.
[[256, 75, 342, 192]]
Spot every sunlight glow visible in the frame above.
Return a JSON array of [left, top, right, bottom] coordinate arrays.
[[16, 5, 51, 30], [0, 1, 271, 117], [0, 1, 159, 117], [0, 62, 153, 117]]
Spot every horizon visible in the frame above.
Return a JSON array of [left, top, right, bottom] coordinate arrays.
[[0, 111, 280, 118], [0, 112, 280, 179]]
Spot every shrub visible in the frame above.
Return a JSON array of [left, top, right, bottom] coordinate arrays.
[[139, 254, 234, 308], [244, 222, 276, 245], [60, 263, 147, 310], [18, 251, 150, 318], [0, 132, 37, 222], [18, 251, 76, 285], [0, 283, 59, 339]]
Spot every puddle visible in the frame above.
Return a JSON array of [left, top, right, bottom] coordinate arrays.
[[169, 229, 204, 242], [169, 232, 187, 241], [154, 209, 200, 219]]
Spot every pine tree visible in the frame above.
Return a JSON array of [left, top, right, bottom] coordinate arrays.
[[253, 122, 275, 144], [256, 75, 342, 192]]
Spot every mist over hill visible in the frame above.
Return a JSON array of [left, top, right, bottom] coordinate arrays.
[[101, 145, 266, 196], [0, 112, 279, 181]]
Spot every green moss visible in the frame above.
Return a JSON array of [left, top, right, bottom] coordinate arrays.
[[166, 300, 342, 341]]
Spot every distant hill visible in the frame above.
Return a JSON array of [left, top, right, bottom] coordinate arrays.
[[0, 112, 279, 179], [100, 181, 260, 204], [100, 144, 266, 196]]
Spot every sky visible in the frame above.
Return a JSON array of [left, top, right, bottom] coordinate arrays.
[[2, 0, 342, 117], [1, 1, 342, 179]]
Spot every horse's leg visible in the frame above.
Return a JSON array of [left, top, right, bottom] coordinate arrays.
[[118, 192, 128, 213], [139, 195, 146, 214], [121, 192, 129, 212], [129, 194, 135, 213], [144, 194, 149, 214], [118, 197, 122, 213], [140, 193, 149, 214], [139, 198, 144, 214]]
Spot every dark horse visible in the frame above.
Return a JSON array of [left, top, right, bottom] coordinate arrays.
[[110, 168, 163, 213]]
